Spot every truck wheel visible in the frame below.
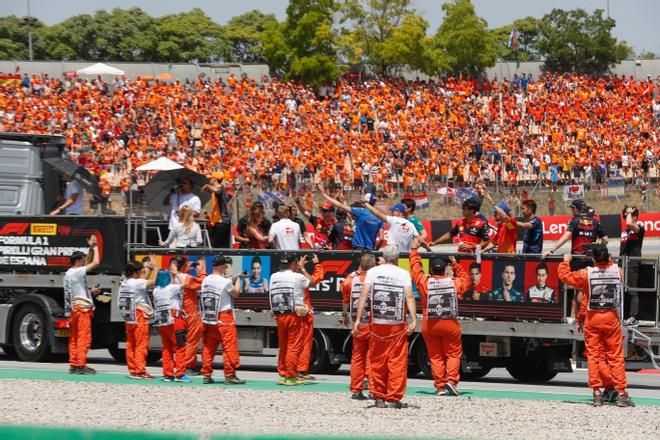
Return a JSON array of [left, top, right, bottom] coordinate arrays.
[[146, 350, 162, 366], [11, 303, 52, 362], [1, 345, 18, 359], [108, 344, 126, 363], [506, 358, 557, 383], [413, 340, 431, 379], [308, 329, 340, 374], [460, 364, 491, 380]]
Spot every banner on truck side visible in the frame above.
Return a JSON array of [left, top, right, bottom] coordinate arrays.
[[0, 216, 126, 273], [134, 251, 565, 322]]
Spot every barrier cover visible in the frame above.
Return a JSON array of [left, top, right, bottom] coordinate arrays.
[[0, 216, 126, 274], [138, 250, 565, 322]]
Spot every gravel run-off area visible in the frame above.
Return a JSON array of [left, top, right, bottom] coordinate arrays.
[[0, 379, 658, 440]]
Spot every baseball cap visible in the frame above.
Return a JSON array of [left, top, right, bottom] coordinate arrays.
[[212, 255, 230, 266], [390, 203, 406, 213], [492, 202, 511, 215], [364, 193, 376, 206], [320, 202, 334, 211], [210, 171, 224, 181], [570, 199, 586, 211]]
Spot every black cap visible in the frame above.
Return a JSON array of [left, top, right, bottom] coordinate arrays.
[[212, 255, 229, 266], [570, 199, 586, 211]]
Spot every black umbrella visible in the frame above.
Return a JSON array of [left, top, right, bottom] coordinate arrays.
[[42, 157, 105, 199], [143, 168, 210, 214]]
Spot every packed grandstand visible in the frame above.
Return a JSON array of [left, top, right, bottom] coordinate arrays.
[[1, 72, 658, 198]]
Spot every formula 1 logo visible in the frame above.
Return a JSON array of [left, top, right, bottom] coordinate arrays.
[[0, 223, 29, 235], [320, 260, 352, 276]]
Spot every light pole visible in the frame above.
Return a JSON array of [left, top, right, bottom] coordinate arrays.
[[25, 0, 34, 61]]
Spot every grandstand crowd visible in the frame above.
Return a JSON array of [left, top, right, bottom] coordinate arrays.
[[0, 72, 659, 196]]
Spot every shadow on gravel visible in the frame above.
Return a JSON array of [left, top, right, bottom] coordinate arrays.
[[414, 390, 473, 397]]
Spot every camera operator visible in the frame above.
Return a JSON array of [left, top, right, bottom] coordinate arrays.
[[163, 177, 201, 232], [620, 206, 645, 326]]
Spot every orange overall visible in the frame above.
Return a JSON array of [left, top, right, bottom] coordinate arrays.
[[296, 264, 325, 375], [68, 306, 93, 368], [558, 261, 627, 392], [158, 311, 187, 377], [341, 271, 371, 394], [126, 309, 150, 376], [201, 310, 241, 378], [410, 250, 471, 390], [277, 313, 303, 379], [181, 270, 206, 370]]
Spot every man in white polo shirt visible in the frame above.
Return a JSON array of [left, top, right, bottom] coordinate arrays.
[[268, 205, 302, 250], [365, 202, 418, 251]]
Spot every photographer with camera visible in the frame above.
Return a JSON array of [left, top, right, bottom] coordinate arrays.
[[620, 206, 645, 326], [200, 255, 246, 385], [163, 177, 201, 233]]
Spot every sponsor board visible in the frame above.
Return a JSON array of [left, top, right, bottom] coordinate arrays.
[[0, 216, 126, 273]]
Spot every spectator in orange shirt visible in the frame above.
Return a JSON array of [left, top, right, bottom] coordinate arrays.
[[481, 192, 517, 254]]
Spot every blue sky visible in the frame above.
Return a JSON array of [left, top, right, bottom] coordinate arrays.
[[2, 0, 658, 53]]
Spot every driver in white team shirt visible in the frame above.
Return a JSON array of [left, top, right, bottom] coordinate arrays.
[[163, 177, 201, 231], [364, 202, 418, 251]]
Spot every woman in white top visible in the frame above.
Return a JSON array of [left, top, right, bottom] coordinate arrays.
[[160, 205, 203, 248]]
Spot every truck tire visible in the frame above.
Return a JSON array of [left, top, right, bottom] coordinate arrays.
[[413, 339, 431, 379], [308, 329, 341, 374], [460, 364, 491, 380], [506, 358, 557, 383], [108, 344, 126, 363], [1, 345, 18, 359], [108, 345, 161, 366], [11, 303, 52, 362]]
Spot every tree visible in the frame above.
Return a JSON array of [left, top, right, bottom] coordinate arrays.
[[224, 10, 278, 63], [492, 16, 541, 62], [262, 0, 339, 88], [640, 51, 656, 60], [155, 8, 228, 63], [33, 14, 96, 60], [433, 0, 498, 76], [0, 16, 33, 60], [380, 14, 439, 76], [537, 8, 628, 75], [338, 0, 418, 77], [91, 8, 158, 61]]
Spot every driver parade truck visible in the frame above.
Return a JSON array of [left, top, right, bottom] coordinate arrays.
[[1, 132, 659, 381]]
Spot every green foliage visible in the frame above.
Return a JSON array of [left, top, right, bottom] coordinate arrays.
[[224, 10, 278, 63], [537, 8, 627, 75], [155, 9, 228, 63], [263, 0, 339, 88], [492, 16, 541, 62], [338, 0, 420, 76], [0, 16, 31, 59], [433, 0, 498, 76], [640, 51, 656, 60]]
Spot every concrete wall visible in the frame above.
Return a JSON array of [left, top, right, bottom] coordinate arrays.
[[0, 60, 269, 81], [1, 59, 659, 83]]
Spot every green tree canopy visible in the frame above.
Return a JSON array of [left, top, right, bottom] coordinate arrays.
[[492, 16, 541, 62], [156, 8, 228, 63], [263, 0, 339, 88], [433, 0, 498, 76], [537, 8, 629, 75], [224, 10, 278, 63], [338, 0, 418, 77]]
